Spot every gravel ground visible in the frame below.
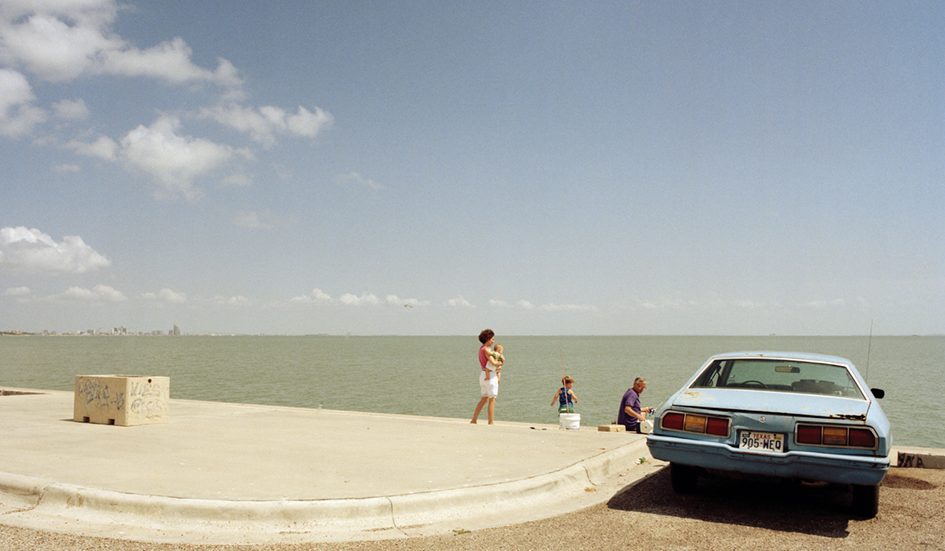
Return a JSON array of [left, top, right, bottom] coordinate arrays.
[[2, 468, 943, 551]]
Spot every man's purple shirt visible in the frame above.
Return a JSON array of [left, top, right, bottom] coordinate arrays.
[[617, 388, 641, 429]]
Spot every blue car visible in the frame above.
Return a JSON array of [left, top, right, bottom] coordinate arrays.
[[647, 351, 891, 518]]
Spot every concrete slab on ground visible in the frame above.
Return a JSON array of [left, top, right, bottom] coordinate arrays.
[[0, 389, 660, 544]]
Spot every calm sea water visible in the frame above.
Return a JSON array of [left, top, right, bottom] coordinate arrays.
[[1, 335, 942, 447]]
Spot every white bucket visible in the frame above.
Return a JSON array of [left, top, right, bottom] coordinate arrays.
[[559, 413, 581, 430], [640, 419, 654, 434]]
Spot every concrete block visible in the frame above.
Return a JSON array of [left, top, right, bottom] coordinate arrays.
[[893, 447, 945, 469], [597, 424, 626, 432], [74, 375, 169, 426]]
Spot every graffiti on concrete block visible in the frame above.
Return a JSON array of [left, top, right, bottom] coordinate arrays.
[[78, 378, 110, 408], [129, 379, 167, 419], [897, 452, 926, 468]]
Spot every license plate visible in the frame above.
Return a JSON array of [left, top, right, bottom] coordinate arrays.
[[739, 431, 784, 454]]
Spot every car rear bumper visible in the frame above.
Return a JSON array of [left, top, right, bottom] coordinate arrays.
[[647, 433, 889, 486]]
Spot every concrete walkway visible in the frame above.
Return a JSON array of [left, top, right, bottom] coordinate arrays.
[[0, 389, 660, 545]]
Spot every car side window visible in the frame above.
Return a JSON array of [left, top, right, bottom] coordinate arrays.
[[693, 360, 725, 388]]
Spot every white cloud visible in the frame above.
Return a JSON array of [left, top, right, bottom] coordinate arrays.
[[0, 69, 32, 109], [4, 286, 30, 297], [142, 288, 187, 304], [637, 298, 698, 310], [0, 3, 333, 208], [0, 12, 119, 82], [201, 103, 333, 147], [489, 298, 536, 310], [290, 288, 332, 304], [446, 295, 474, 308], [0, 68, 46, 136], [52, 98, 89, 120], [233, 210, 276, 230], [0, 3, 242, 90], [339, 293, 379, 306], [221, 173, 253, 187], [213, 295, 249, 306], [285, 105, 333, 137], [0, 0, 118, 27], [539, 303, 598, 312], [99, 37, 242, 88], [0, 226, 110, 273], [804, 298, 846, 309], [66, 134, 118, 160], [484, 297, 601, 312], [289, 289, 426, 308], [337, 171, 384, 191], [120, 116, 241, 199], [59, 284, 126, 302], [53, 163, 81, 173], [385, 294, 429, 308]]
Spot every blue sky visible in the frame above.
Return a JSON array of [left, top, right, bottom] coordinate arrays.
[[1, 1, 942, 335]]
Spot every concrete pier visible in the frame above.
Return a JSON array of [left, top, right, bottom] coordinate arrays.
[[0, 388, 661, 545]]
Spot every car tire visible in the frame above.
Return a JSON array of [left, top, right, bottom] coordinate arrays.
[[851, 484, 879, 518], [670, 463, 698, 493]]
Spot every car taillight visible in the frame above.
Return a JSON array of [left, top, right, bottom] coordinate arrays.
[[823, 426, 847, 446], [796, 425, 821, 445], [660, 410, 730, 437], [706, 416, 729, 436], [684, 414, 707, 433], [661, 411, 685, 430], [795, 423, 877, 449], [849, 428, 877, 448]]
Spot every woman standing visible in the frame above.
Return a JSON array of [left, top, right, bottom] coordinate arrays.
[[470, 328, 500, 424]]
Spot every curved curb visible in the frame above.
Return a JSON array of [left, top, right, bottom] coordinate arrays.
[[0, 439, 650, 544]]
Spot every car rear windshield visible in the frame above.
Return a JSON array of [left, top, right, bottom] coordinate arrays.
[[691, 359, 865, 399]]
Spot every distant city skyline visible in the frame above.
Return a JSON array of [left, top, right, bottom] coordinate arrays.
[[1, 1, 943, 336], [1, 323, 182, 336]]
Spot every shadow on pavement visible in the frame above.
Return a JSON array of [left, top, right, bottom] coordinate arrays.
[[882, 471, 938, 491], [607, 468, 854, 538]]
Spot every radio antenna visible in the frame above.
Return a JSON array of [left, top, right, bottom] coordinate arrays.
[[865, 319, 874, 382]]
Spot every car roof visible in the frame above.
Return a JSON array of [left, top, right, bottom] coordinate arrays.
[[707, 351, 854, 367]]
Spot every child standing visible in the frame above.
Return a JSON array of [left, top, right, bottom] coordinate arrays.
[[551, 375, 578, 413]]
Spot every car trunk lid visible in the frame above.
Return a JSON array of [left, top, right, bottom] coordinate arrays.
[[672, 388, 870, 420]]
